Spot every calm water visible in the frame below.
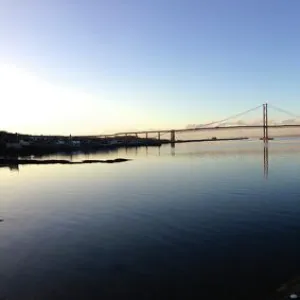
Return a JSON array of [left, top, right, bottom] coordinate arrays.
[[1, 140, 300, 299]]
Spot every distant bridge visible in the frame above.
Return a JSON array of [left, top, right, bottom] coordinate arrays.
[[94, 104, 300, 142], [111, 124, 300, 135]]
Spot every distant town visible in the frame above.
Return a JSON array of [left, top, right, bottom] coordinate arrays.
[[0, 131, 168, 156]]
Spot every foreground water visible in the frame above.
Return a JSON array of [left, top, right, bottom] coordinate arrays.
[[1, 140, 300, 299]]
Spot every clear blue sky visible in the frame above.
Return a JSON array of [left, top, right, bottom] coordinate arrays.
[[1, 0, 300, 134]]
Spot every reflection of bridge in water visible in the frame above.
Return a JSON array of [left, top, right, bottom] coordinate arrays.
[[98, 103, 300, 143], [264, 145, 269, 179], [125, 141, 271, 178]]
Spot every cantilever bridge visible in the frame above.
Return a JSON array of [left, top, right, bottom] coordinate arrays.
[[97, 103, 300, 142]]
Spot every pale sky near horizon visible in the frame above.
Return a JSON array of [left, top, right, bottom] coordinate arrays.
[[1, 0, 300, 135]]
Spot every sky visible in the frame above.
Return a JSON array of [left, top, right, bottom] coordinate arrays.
[[1, 0, 300, 135]]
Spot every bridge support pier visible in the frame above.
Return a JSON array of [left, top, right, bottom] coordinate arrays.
[[158, 132, 160, 140], [170, 130, 175, 144], [145, 132, 148, 139]]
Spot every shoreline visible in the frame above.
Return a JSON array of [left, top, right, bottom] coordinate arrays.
[[0, 140, 168, 157], [0, 137, 249, 157], [174, 137, 249, 143]]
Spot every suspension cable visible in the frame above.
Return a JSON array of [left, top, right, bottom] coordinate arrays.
[[268, 104, 300, 119], [195, 104, 263, 128]]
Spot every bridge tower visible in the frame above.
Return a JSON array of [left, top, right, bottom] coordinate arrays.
[[263, 103, 269, 142]]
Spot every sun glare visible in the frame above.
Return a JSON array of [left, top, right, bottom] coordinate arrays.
[[0, 64, 124, 135]]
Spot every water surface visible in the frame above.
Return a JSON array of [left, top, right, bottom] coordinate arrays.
[[1, 140, 300, 299]]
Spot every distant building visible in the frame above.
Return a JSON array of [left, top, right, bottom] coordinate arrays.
[[20, 140, 31, 146], [6, 142, 22, 149], [107, 140, 123, 146], [1, 132, 19, 143], [72, 141, 81, 147]]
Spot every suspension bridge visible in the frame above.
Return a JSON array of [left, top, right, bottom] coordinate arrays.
[[98, 103, 300, 143]]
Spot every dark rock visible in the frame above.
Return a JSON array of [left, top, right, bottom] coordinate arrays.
[[0, 158, 131, 168]]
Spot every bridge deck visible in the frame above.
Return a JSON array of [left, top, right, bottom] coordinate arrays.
[[97, 124, 300, 137]]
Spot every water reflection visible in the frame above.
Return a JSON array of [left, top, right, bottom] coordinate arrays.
[[8, 164, 19, 172], [171, 146, 175, 156], [264, 145, 269, 179], [2, 141, 299, 182], [1, 141, 300, 299]]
